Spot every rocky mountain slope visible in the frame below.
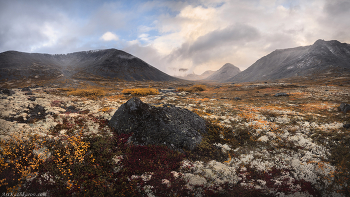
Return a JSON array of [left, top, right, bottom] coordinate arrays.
[[226, 39, 350, 82], [179, 70, 215, 81], [0, 49, 177, 82], [205, 63, 241, 82]]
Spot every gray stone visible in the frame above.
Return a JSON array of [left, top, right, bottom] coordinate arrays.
[[109, 97, 206, 151], [22, 87, 31, 91], [1, 88, 15, 96], [28, 96, 36, 101], [344, 124, 350, 129], [339, 103, 350, 113], [274, 92, 289, 97]]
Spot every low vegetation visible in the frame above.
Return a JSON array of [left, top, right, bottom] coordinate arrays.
[[121, 88, 159, 96], [58, 85, 107, 100], [177, 84, 207, 93], [0, 78, 349, 196]]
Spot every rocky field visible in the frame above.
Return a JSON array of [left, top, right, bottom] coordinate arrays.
[[0, 78, 349, 196]]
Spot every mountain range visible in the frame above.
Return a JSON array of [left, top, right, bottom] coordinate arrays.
[[226, 39, 350, 82], [1, 39, 349, 84], [179, 70, 215, 81], [0, 49, 176, 82]]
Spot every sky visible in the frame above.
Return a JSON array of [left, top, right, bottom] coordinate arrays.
[[1, 0, 350, 76]]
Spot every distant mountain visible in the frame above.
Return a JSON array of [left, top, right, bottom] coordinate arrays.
[[180, 70, 215, 81], [0, 49, 177, 81], [205, 63, 241, 82], [226, 39, 350, 83]]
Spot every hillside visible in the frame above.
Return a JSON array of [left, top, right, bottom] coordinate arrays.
[[0, 49, 177, 82], [226, 39, 350, 82], [205, 63, 241, 82], [179, 70, 215, 81]]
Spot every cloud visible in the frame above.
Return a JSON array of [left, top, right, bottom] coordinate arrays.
[[100, 32, 119, 41], [1, 0, 350, 76]]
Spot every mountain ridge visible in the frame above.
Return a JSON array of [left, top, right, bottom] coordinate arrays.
[[205, 63, 241, 82], [226, 39, 350, 82], [0, 49, 177, 82]]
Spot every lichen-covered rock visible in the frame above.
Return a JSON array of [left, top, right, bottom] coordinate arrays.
[[109, 97, 206, 151]]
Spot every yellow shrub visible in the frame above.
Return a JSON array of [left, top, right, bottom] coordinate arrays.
[[122, 88, 159, 96], [66, 88, 106, 99], [177, 85, 207, 93]]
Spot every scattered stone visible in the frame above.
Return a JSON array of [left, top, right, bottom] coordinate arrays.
[[79, 109, 90, 114], [109, 97, 207, 151], [234, 97, 241, 100], [274, 92, 289, 97], [25, 104, 47, 123], [65, 106, 80, 113], [160, 89, 176, 93], [28, 96, 36, 101], [339, 103, 350, 113], [1, 88, 15, 96], [344, 124, 350, 129], [21, 87, 31, 91], [25, 92, 34, 95]]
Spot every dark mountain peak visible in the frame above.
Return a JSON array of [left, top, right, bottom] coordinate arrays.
[[0, 49, 178, 82], [205, 63, 241, 82], [222, 63, 235, 69], [313, 39, 341, 46], [313, 39, 326, 45], [226, 39, 350, 83]]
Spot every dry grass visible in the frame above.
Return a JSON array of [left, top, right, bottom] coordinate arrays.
[[177, 84, 207, 93], [121, 88, 159, 96], [58, 85, 107, 100]]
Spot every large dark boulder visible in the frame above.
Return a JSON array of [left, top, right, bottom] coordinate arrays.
[[109, 97, 206, 151]]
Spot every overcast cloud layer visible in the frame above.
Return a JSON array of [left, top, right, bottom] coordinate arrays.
[[1, 0, 350, 76]]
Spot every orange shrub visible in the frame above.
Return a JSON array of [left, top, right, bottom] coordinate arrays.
[[121, 88, 159, 96], [177, 85, 207, 93]]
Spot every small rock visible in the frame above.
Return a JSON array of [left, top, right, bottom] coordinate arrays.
[[234, 97, 241, 100], [339, 103, 350, 113], [343, 124, 350, 129], [25, 105, 47, 123], [274, 92, 289, 97], [65, 106, 80, 113], [2, 88, 15, 96], [28, 96, 36, 101], [22, 87, 31, 91], [25, 92, 34, 95]]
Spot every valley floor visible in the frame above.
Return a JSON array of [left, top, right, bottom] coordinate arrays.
[[0, 78, 349, 196]]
